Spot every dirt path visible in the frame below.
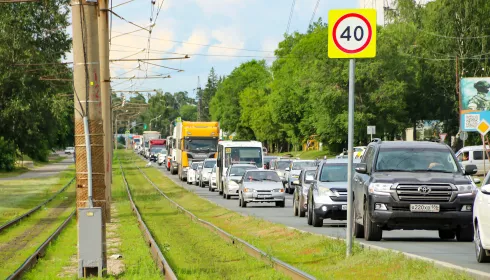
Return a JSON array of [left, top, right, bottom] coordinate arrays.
[[0, 155, 72, 181]]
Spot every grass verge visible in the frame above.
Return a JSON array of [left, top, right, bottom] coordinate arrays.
[[0, 184, 75, 279], [0, 166, 75, 225], [119, 156, 286, 280], [123, 150, 473, 280]]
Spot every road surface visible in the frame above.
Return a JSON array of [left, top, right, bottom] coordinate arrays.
[[153, 163, 490, 275], [0, 153, 72, 181]]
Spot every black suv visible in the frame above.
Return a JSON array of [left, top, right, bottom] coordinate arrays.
[[353, 139, 478, 242]]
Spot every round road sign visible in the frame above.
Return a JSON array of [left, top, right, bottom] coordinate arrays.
[[328, 9, 377, 58], [333, 13, 372, 54], [460, 131, 468, 141]]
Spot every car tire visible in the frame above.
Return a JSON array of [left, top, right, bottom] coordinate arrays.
[[311, 200, 323, 227], [475, 224, 490, 263], [363, 202, 382, 241], [211, 187, 214, 192], [158, 163, 162, 166], [299, 205, 306, 218], [239, 196, 242, 207], [438, 229, 455, 240], [241, 196, 247, 208], [307, 200, 313, 225], [276, 201, 285, 208], [456, 226, 474, 242], [353, 205, 365, 238], [225, 194, 230, 199], [293, 199, 298, 216]]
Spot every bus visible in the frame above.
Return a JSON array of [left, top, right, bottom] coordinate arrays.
[[216, 140, 264, 195]]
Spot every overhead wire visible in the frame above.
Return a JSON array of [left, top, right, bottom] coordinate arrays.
[[285, 0, 296, 35], [308, 0, 321, 29]]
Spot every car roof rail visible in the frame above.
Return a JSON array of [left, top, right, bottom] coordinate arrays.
[[371, 138, 382, 143]]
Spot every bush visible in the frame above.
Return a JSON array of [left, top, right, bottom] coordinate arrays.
[[0, 137, 16, 171]]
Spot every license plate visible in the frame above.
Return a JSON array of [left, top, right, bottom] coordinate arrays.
[[341, 205, 347, 210], [410, 204, 440, 212], [258, 194, 272, 198]]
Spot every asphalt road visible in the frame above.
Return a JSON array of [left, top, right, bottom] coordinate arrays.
[[151, 162, 490, 274], [0, 153, 72, 181]]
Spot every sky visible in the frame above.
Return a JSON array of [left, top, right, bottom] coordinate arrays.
[[65, 0, 399, 100]]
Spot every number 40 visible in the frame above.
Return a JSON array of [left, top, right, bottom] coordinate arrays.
[[341, 26, 364, 41]]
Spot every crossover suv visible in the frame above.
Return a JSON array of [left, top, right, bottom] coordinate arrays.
[[285, 160, 317, 194], [293, 167, 317, 217], [307, 159, 360, 227], [353, 139, 478, 241]]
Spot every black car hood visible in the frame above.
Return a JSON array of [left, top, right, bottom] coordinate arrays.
[[372, 172, 471, 185]]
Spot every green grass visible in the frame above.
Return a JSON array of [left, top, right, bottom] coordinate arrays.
[[33, 155, 67, 168], [0, 184, 75, 279], [270, 150, 336, 160], [118, 157, 286, 280], [0, 167, 75, 225], [122, 151, 473, 280], [0, 168, 29, 179]]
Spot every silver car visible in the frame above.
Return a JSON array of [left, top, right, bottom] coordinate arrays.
[[285, 160, 317, 194], [195, 162, 203, 186], [293, 167, 317, 217], [199, 159, 217, 188], [223, 164, 257, 199], [209, 164, 217, 192], [239, 170, 286, 208], [274, 160, 292, 186], [307, 159, 360, 227]]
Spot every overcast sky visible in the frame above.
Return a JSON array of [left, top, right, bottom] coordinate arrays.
[[65, 0, 397, 99]]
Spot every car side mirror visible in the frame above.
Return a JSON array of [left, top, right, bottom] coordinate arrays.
[[464, 164, 477, 175], [482, 184, 490, 195], [355, 163, 368, 174], [473, 177, 481, 184]]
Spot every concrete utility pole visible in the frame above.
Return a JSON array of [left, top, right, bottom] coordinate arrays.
[[71, 0, 107, 275], [98, 0, 112, 222]]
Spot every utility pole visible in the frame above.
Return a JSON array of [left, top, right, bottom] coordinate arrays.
[[98, 0, 111, 223], [197, 76, 202, 121], [71, 0, 107, 276]]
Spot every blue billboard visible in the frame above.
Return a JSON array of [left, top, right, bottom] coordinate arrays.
[[460, 78, 490, 131]]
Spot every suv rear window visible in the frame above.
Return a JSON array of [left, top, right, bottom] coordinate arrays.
[[376, 148, 459, 173], [320, 164, 348, 182]]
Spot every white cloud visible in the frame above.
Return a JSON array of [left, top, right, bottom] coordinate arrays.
[[207, 27, 245, 60], [192, 0, 249, 16], [261, 37, 280, 63], [174, 29, 210, 55]]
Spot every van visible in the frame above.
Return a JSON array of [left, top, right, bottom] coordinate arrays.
[[455, 145, 490, 175]]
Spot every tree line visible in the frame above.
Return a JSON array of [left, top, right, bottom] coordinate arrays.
[[208, 0, 490, 153]]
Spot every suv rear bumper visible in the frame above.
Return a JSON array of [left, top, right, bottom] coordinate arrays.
[[368, 195, 474, 230]]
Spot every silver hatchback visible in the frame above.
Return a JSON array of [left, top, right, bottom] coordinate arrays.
[[239, 170, 285, 208]]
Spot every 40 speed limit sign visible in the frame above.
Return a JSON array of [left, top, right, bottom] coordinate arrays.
[[328, 9, 376, 58]]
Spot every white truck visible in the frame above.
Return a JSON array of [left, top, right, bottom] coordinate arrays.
[[216, 140, 264, 195], [142, 131, 161, 158]]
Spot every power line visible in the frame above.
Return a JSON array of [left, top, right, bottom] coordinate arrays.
[[110, 10, 151, 32], [308, 0, 321, 29], [286, 0, 296, 34]]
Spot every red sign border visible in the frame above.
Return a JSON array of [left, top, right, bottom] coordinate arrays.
[[332, 13, 373, 54]]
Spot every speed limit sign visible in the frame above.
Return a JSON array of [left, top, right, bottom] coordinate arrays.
[[328, 9, 376, 58]]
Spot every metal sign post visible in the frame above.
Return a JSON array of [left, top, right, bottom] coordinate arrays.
[[367, 125, 376, 141], [328, 8, 376, 257]]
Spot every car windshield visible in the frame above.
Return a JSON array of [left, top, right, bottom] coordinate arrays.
[[376, 148, 459, 173], [134, 139, 141, 143], [292, 161, 316, 170], [185, 138, 218, 152], [229, 166, 256, 176], [276, 161, 290, 170], [320, 164, 348, 182], [304, 170, 316, 182], [225, 147, 263, 168], [191, 163, 199, 170], [150, 147, 163, 153], [204, 160, 216, 168], [244, 171, 281, 182]]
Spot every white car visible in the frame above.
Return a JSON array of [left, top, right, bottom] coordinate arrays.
[[474, 172, 490, 262], [187, 162, 200, 185], [223, 164, 257, 199], [209, 164, 217, 192], [157, 152, 167, 166], [64, 147, 74, 154]]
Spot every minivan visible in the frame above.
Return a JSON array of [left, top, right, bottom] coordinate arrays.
[[456, 146, 490, 176]]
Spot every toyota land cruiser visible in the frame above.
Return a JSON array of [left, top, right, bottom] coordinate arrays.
[[353, 139, 478, 242]]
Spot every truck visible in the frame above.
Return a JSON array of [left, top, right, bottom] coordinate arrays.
[[148, 139, 166, 162], [142, 131, 161, 158], [165, 136, 173, 171], [132, 135, 143, 151], [172, 121, 219, 181]]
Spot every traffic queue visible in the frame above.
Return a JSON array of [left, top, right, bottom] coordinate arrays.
[[132, 120, 490, 264]]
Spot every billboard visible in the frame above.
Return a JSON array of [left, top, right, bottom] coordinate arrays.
[[460, 78, 490, 131]]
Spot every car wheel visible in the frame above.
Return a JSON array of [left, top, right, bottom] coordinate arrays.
[[456, 226, 474, 242], [438, 229, 455, 240], [211, 187, 214, 192], [312, 200, 323, 227], [225, 194, 230, 199], [241, 196, 247, 208], [276, 201, 285, 207], [307, 200, 313, 225], [363, 202, 382, 241], [299, 203, 306, 218], [475, 224, 490, 263], [239, 196, 242, 207], [293, 198, 298, 216], [353, 204, 364, 238]]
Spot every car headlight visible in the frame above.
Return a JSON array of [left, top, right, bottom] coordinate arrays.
[[272, 188, 285, 193], [318, 187, 335, 196], [243, 188, 255, 193], [456, 184, 477, 196], [368, 183, 393, 196]]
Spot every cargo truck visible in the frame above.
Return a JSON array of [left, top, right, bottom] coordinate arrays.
[[172, 121, 219, 181], [142, 131, 161, 158], [149, 139, 166, 162]]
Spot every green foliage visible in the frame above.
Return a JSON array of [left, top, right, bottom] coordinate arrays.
[[0, 137, 16, 171]]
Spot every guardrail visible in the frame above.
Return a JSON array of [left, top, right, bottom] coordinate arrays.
[[132, 159, 316, 280], [0, 177, 75, 233], [6, 210, 76, 280], [117, 159, 177, 280]]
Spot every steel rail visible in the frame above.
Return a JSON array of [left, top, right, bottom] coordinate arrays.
[[0, 177, 75, 233], [6, 210, 76, 280], [117, 158, 177, 280], [131, 158, 316, 280]]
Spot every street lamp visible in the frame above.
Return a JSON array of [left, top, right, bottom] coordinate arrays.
[[149, 115, 162, 131]]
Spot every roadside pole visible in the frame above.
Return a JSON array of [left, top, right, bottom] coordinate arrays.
[[328, 9, 376, 257], [98, 0, 112, 222], [346, 59, 355, 256], [71, 0, 107, 275]]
